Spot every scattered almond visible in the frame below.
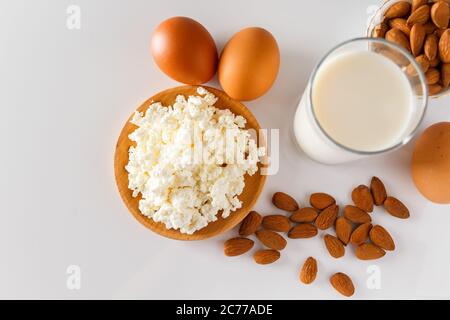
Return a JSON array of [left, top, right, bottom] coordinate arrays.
[[350, 223, 372, 246], [442, 63, 450, 86], [310, 192, 336, 210], [352, 185, 374, 213], [272, 192, 299, 211], [315, 204, 339, 230], [355, 243, 386, 260], [407, 4, 431, 26], [344, 205, 372, 224], [324, 234, 345, 258], [288, 223, 318, 239], [262, 215, 291, 232], [239, 211, 262, 236], [299, 257, 317, 285], [330, 272, 355, 297], [389, 18, 411, 36], [426, 67, 441, 84], [385, 1, 412, 19], [386, 28, 412, 51], [431, 1, 450, 29], [384, 196, 410, 219], [255, 230, 287, 251], [439, 29, 450, 63], [425, 33, 439, 60], [253, 249, 280, 265], [224, 237, 254, 257], [290, 207, 318, 223], [370, 225, 396, 251], [335, 217, 352, 245], [370, 176, 387, 206]]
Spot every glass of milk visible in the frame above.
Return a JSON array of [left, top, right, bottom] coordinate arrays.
[[293, 38, 428, 165]]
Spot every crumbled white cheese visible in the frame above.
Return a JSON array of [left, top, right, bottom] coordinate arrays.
[[126, 87, 263, 234]]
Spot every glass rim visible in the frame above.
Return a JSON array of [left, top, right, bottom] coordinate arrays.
[[308, 37, 428, 156]]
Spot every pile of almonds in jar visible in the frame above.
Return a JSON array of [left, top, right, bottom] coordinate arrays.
[[223, 176, 410, 298], [372, 0, 450, 95]]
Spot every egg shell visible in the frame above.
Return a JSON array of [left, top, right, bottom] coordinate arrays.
[[151, 17, 218, 85], [218, 27, 280, 101], [412, 122, 450, 204]]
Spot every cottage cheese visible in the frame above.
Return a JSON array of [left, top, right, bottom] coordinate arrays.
[[126, 87, 264, 234]]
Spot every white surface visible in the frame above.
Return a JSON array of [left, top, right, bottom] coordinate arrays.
[[0, 0, 449, 300]]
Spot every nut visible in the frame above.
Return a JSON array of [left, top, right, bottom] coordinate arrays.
[[370, 225, 396, 251], [351, 185, 374, 213], [330, 272, 355, 297], [315, 204, 339, 230], [384, 196, 410, 219], [335, 216, 353, 245], [350, 223, 373, 246], [299, 257, 317, 285], [253, 249, 280, 265], [239, 211, 262, 236], [256, 230, 287, 251], [224, 237, 254, 256], [262, 215, 291, 232], [344, 205, 372, 224], [355, 243, 386, 260], [310, 192, 336, 210], [288, 223, 318, 239], [324, 234, 345, 258], [272, 192, 299, 211], [290, 207, 318, 223], [370, 176, 387, 206]]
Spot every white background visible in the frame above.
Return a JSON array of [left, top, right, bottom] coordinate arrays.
[[0, 0, 449, 299]]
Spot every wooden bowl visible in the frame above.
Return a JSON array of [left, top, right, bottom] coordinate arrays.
[[114, 85, 266, 240]]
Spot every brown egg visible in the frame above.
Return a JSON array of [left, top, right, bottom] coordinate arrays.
[[151, 17, 218, 84], [218, 27, 280, 101], [412, 122, 450, 204]]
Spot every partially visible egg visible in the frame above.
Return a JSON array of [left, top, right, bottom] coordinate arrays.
[[151, 17, 218, 84], [412, 122, 450, 204], [218, 27, 280, 101]]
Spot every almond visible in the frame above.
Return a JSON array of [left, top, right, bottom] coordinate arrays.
[[407, 4, 431, 26], [224, 237, 254, 256], [442, 63, 450, 86], [272, 192, 299, 211], [351, 185, 374, 213], [315, 204, 339, 230], [370, 225, 396, 251], [389, 18, 411, 36], [373, 22, 389, 38], [385, 1, 411, 18], [239, 211, 262, 236], [411, 23, 426, 56], [429, 55, 441, 67], [255, 230, 287, 251], [413, 0, 429, 13], [370, 176, 387, 206], [253, 249, 280, 265], [288, 223, 318, 239], [310, 192, 336, 210], [262, 215, 291, 232], [335, 217, 352, 245], [324, 234, 345, 258], [426, 67, 441, 84], [330, 273, 355, 297], [299, 257, 317, 285], [355, 243, 386, 260], [429, 83, 444, 94], [350, 223, 372, 246], [386, 28, 412, 51], [416, 54, 431, 72], [290, 207, 318, 223], [384, 196, 410, 219], [425, 33, 439, 60], [439, 29, 450, 63], [424, 21, 438, 34], [431, 1, 450, 29], [344, 205, 372, 224]]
